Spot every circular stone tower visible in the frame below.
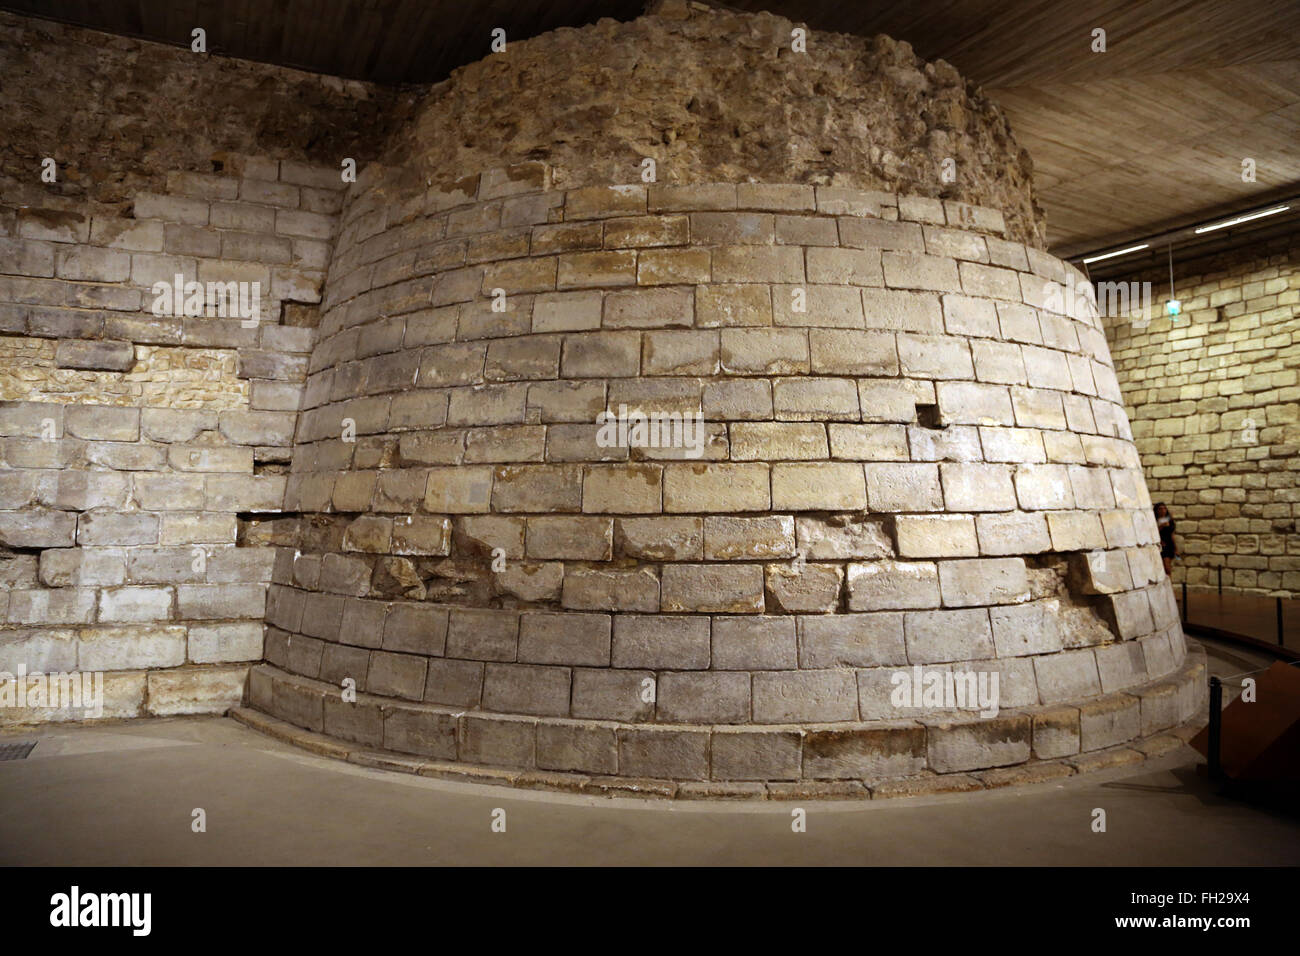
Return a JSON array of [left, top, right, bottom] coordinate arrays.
[[246, 4, 1204, 796]]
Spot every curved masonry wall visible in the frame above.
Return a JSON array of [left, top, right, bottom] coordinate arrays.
[[247, 161, 1200, 789]]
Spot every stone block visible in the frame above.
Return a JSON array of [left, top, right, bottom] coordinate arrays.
[[657, 671, 751, 723], [612, 614, 710, 669], [614, 516, 702, 560], [1095, 641, 1148, 693], [642, 329, 719, 375], [719, 328, 809, 374], [536, 721, 619, 774], [806, 247, 883, 286], [752, 671, 858, 723], [76, 512, 159, 547], [661, 564, 762, 613], [882, 251, 961, 292], [582, 464, 663, 514], [846, 561, 941, 610], [54, 339, 135, 371], [459, 713, 536, 768], [1078, 694, 1141, 752], [560, 330, 640, 377], [570, 668, 654, 721], [712, 245, 803, 283], [797, 514, 892, 560], [383, 706, 458, 759], [445, 608, 519, 662], [799, 612, 906, 667], [904, 608, 995, 663], [937, 557, 1030, 607], [696, 284, 772, 327], [939, 463, 1016, 512], [710, 728, 802, 781], [78, 624, 187, 670], [561, 567, 659, 612], [690, 211, 773, 244], [663, 463, 769, 513], [895, 514, 979, 558], [366, 651, 428, 701], [64, 405, 140, 441], [518, 611, 611, 666], [424, 466, 493, 513], [808, 329, 898, 375], [927, 715, 1031, 773], [1102, 589, 1155, 639], [1032, 706, 1081, 758], [772, 377, 860, 419], [990, 600, 1064, 657], [39, 548, 127, 588], [804, 724, 927, 780], [482, 662, 571, 717], [381, 603, 448, 656], [839, 218, 923, 252], [147, 666, 247, 716], [765, 563, 843, 612], [8, 588, 97, 625], [711, 616, 797, 670], [0, 510, 77, 548], [98, 586, 172, 623], [771, 462, 866, 511], [618, 726, 710, 780], [704, 515, 796, 560], [1033, 648, 1102, 703], [423, 658, 485, 707], [864, 462, 942, 512]]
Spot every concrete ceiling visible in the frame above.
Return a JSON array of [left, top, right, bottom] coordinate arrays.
[[6, 0, 1299, 259]]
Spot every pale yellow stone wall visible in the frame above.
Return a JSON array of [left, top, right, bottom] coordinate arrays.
[[1104, 237, 1300, 596]]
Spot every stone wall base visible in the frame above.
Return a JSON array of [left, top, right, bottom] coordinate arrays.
[[0, 663, 248, 725], [233, 647, 1208, 797]]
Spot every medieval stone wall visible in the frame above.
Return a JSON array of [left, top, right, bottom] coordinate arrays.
[[0, 9, 375, 721], [247, 157, 1197, 785], [1104, 235, 1300, 597], [0, 4, 1204, 792]]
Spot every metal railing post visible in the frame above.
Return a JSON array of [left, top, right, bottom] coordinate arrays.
[[1207, 676, 1223, 782]]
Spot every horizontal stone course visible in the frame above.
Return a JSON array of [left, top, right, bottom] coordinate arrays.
[[239, 645, 1205, 786]]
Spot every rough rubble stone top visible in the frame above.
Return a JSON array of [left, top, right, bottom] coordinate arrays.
[[398, 2, 1044, 247]]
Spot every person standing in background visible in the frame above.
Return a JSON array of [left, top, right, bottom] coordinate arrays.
[[1154, 502, 1177, 576]]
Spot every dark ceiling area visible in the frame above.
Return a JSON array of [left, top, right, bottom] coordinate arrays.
[[5, 0, 1299, 262]]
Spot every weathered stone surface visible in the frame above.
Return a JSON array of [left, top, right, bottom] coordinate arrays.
[[804, 724, 926, 780]]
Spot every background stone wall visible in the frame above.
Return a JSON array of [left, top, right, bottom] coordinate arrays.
[[0, 10, 408, 722], [1, 99, 349, 721], [1103, 234, 1300, 596]]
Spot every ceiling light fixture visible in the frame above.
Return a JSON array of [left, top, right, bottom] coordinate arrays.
[[1194, 205, 1291, 234], [1082, 243, 1150, 264], [1165, 243, 1180, 317]]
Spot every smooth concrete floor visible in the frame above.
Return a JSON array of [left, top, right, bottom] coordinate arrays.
[[1, 640, 1296, 866]]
